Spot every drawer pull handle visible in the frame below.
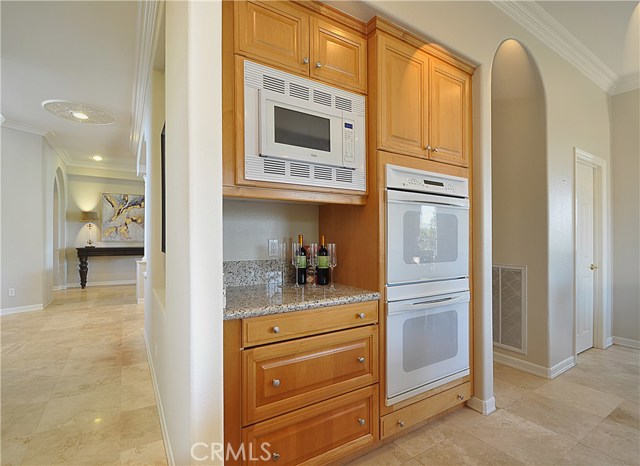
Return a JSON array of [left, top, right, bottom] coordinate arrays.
[[316, 61, 322, 68], [358, 357, 365, 363], [398, 420, 405, 427], [433, 147, 440, 152], [272, 326, 280, 334], [272, 452, 280, 462], [425, 145, 432, 151], [272, 379, 281, 388], [302, 57, 309, 65], [357, 312, 366, 319], [358, 418, 366, 426], [457, 394, 465, 400]]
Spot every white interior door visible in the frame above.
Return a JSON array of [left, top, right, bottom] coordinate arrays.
[[576, 162, 595, 353]]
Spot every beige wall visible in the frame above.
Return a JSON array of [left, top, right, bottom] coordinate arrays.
[[491, 40, 548, 367], [611, 89, 640, 344]]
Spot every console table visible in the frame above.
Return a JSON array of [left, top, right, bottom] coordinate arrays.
[[76, 247, 144, 289]]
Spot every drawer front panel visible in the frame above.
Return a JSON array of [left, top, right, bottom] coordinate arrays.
[[244, 325, 378, 425], [242, 301, 378, 347], [243, 386, 378, 466], [381, 381, 470, 439]]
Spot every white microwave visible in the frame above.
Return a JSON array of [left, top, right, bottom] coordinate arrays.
[[244, 60, 366, 191]]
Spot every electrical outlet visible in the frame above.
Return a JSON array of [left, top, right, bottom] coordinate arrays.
[[8, 288, 15, 297], [268, 239, 278, 257]]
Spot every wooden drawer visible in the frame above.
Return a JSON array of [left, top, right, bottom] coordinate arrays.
[[380, 382, 470, 439], [243, 325, 378, 425], [242, 301, 378, 347], [243, 385, 378, 465]]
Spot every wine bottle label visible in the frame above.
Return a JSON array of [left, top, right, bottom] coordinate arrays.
[[318, 256, 329, 268], [296, 256, 307, 268]]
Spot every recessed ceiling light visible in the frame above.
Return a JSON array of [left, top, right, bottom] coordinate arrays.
[[92, 155, 103, 161], [42, 100, 116, 125]]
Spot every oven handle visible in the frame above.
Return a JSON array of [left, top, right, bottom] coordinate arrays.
[[387, 292, 470, 315], [387, 189, 469, 208]]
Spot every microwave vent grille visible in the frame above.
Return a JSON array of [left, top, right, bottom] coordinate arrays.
[[314, 166, 333, 181], [335, 97, 352, 113], [263, 75, 285, 94], [313, 90, 332, 107], [290, 163, 310, 178], [336, 169, 353, 184], [263, 159, 286, 176], [289, 83, 310, 101]]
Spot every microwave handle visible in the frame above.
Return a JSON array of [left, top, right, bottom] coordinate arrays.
[[388, 293, 469, 316]]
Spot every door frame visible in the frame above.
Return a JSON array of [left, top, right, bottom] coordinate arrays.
[[574, 148, 611, 355]]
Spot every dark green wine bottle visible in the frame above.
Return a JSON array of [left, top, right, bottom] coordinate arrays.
[[317, 235, 329, 285], [296, 235, 307, 285]]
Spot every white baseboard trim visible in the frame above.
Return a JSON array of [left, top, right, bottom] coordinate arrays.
[[549, 355, 576, 378], [53, 285, 67, 291], [605, 337, 614, 348], [494, 352, 576, 379], [144, 330, 174, 466], [467, 396, 496, 415], [67, 280, 136, 288], [1, 303, 44, 316], [137, 298, 145, 304], [613, 336, 640, 349]]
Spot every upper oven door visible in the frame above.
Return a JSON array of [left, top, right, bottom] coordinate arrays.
[[386, 189, 469, 286]]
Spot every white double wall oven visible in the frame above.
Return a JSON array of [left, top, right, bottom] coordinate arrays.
[[385, 165, 470, 406]]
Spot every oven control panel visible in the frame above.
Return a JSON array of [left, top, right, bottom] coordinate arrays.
[[386, 164, 468, 198]]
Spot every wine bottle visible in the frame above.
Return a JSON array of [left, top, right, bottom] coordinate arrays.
[[296, 234, 307, 285], [317, 235, 329, 285]]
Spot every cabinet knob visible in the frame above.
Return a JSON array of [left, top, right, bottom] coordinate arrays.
[[590, 263, 598, 270], [272, 452, 280, 462], [302, 57, 309, 65], [272, 379, 281, 388], [358, 357, 365, 363], [272, 326, 280, 334], [357, 312, 366, 319], [433, 147, 440, 152], [425, 145, 432, 151], [315, 61, 322, 68], [358, 418, 366, 426], [398, 420, 405, 427], [457, 394, 465, 400]]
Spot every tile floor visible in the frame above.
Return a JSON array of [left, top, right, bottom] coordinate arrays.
[[1, 286, 166, 465], [2, 285, 638, 465]]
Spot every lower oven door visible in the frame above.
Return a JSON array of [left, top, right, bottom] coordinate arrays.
[[386, 291, 470, 406]]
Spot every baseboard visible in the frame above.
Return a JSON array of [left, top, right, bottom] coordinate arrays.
[[605, 337, 614, 348], [467, 396, 496, 415], [67, 280, 136, 288], [1, 303, 44, 316], [137, 298, 145, 304], [53, 285, 67, 291], [613, 336, 640, 349], [549, 355, 576, 378], [494, 351, 576, 379], [144, 330, 174, 466]]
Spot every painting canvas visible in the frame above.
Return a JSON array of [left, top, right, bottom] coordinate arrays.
[[101, 193, 145, 242]]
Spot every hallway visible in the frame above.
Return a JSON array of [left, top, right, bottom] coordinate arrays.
[[1, 286, 166, 465]]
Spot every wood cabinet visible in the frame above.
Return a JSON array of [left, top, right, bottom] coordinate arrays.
[[234, 0, 366, 93], [371, 27, 472, 168], [224, 301, 380, 465]]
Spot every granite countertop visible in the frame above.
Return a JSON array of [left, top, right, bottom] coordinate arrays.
[[224, 283, 380, 320]]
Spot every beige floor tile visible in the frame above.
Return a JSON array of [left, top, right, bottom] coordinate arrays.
[[120, 439, 168, 465], [493, 378, 528, 408], [579, 417, 640, 464], [469, 409, 577, 464], [505, 392, 604, 440], [414, 430, 524, 466], [441, 406, 485, 430], [393, 418, 461, 456], [493, 363, 550, 390], [0, 436, 31, 466], [122, 362, 152, 386], [606, 399, 640, 430], [533, 377, 623, 418], [121, 380, 157, 411], [346, 443, 412, 466], [555, 442, 625, 465], [1, 401, 47, 439], [120, 405, 163, 451]]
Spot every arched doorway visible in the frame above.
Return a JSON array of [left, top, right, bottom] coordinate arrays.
[[53, 167, 66, 290]]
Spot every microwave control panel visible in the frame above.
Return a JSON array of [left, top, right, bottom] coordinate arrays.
[[343, 120, 355, 168]]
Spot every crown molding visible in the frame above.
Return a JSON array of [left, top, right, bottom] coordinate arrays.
[[44, 131, 74, 165], [0, 118, 48, 136], [614, 73, 640, 96], [130, 0, 161, 159], [492, 0, 619, 95], [66, 164, 142, 182]]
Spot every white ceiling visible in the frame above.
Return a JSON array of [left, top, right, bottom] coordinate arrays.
[[1, 1, 638, 174]]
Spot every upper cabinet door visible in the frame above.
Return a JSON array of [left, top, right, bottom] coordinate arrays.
[[235, 1, 310, 75], [429, 59, 471, 168], [310, 17, 367, 93], [377, 35, 429, 158]]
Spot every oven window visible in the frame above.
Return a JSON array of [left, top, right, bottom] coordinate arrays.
[[403, 310, 458, 372], [403, 209, 458, 264], [274, 106, 331, 152]]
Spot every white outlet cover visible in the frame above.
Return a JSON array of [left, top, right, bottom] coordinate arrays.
[[268, 239, 278, 257]]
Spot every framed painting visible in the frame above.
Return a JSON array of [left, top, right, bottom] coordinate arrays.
[[101, 193, 145, 242]]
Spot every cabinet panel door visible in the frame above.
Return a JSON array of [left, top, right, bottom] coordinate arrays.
[[429, 59, 470, 167], [377, 35, 429, 158], [243, 325, 378, 425], [310, 17, 367, 93], [235, 1, 309, 75], [243, 386, 378, 465]]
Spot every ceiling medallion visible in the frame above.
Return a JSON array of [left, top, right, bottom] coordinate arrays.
[[42, 100, 116, 125]]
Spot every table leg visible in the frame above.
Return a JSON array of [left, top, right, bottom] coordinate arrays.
[[79, 256, 88, 289]]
